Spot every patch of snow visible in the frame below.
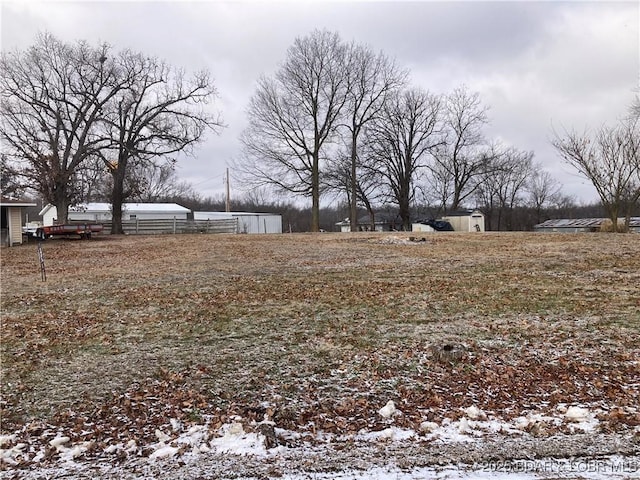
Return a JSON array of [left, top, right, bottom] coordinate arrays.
[[208, 422, 268, 456], [176, 424, 210, 448], [169, 418, 182, 432], [58, 442, 91, 462], [563, 406, 600, 433], [49, 435, 70, 450], [419, 421, 439, 433], [464, 406, 487, 420], [565, 406, 591, 422], [0, 434, 16, 447], [356, 427, 416, 442], [155, 428, 171, 443], [378, 400, 398, 419], [149, 444, 179, 460], [0, 442, 26, 466]]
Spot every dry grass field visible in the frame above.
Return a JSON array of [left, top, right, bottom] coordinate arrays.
[[1, 232, 639, 476]]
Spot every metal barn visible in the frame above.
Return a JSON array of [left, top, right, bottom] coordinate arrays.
[[39, 203, 190, 225], [194, 212, 282, 234], [534, 218, 640, 233]]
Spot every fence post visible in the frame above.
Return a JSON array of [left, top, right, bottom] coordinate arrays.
[[37, 241, 46, 281], [136, 218, 139, 234], [173, 216, 176, 234]]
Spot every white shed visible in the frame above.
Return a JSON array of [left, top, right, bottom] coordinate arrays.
[[1, 198, 37, 247], [40, 202, 190, 225], [441, 210, 485, 232], [194, 211, 282, 234]]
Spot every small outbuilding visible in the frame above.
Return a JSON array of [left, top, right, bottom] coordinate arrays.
[[441, 210, 485, 232], [40, 202, 191, 225], [194, 211, 282, 234], [1, 197, 37, 247]]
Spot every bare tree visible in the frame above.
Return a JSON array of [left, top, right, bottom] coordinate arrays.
[[0, 33, 131, 223], [527, 167, 562, 225], [421, 159, 453, 214], [342, 44, 406, 231], [97, 52, 222, 234], [475, 146, 533, 230], [630, 93, 640, 120], [0, 154, 24, 197], [130, 162, 199, 203], [552, 117, 640, 232], [431, 86, 493, 210], [368, 88, 442, 230], [238, 30, 349, 232], [324, 143, 384, 230]]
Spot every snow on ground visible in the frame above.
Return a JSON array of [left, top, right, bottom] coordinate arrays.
[[3, 405, 639, 479], [277, 458, 640, 480]]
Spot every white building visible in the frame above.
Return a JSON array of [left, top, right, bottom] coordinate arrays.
[[441, 210, 485, 232], [194, 212, 282, 234], [39, 203, 190, 225], [1, 197, 37, 247]]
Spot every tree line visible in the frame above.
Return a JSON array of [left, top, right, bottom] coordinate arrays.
[[235, 30, 535, 231], [1, 30, 638, 232], [1, 33, 223, 233], [235, 29, 639, 232]]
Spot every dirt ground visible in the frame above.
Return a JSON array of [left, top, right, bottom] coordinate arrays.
[[1, 232, 639, 476]]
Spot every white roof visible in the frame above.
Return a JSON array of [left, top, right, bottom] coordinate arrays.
[[195, 211, 279, 217], [40, 202, 190, 215]]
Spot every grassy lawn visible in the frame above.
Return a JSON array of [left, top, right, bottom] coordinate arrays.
[[1, 232, 639, 451]]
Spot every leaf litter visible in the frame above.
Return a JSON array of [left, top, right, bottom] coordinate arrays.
[[1, 232, 639, 478]]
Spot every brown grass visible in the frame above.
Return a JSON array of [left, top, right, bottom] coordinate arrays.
[[1, 232, 639, 446]]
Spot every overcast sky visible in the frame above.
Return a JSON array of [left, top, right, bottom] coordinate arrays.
[[1, 0, 638, 205]]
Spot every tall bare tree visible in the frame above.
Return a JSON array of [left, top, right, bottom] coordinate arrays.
[[324, 144, 384, 230], [0, 33, 131, 223], [527, 167, 562, 225], [97, 52, 221, 234], [342, 44, 406, 231], [475, 146, 533, 230], [431, 86, 493, 211], [0, 154, 24, 197], [368, 88, 442, 230], [552, 117, 640, 232], [630, 93, 640, 120], [238, 30, 349, 232]]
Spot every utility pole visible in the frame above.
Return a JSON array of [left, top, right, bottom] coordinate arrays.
[[225, 167, 231, 213]]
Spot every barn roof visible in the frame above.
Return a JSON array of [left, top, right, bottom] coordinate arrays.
[[40, 202, 190, 216], [535, 218, 640, 229], [442, 209, 484, 217], [0, 197, 37, 208]]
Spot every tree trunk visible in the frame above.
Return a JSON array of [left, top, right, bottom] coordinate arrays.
[[451, 190, 462, 212], [311, 154, 320, 232], [349, 134, 358, 232], [605, 203, 619, 233], [368, 209, 376, 231], [52, 190, 70, 225], [399, 187, 411, 231], [362, 195, 375, 231], [110, 166, 127, 235]]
